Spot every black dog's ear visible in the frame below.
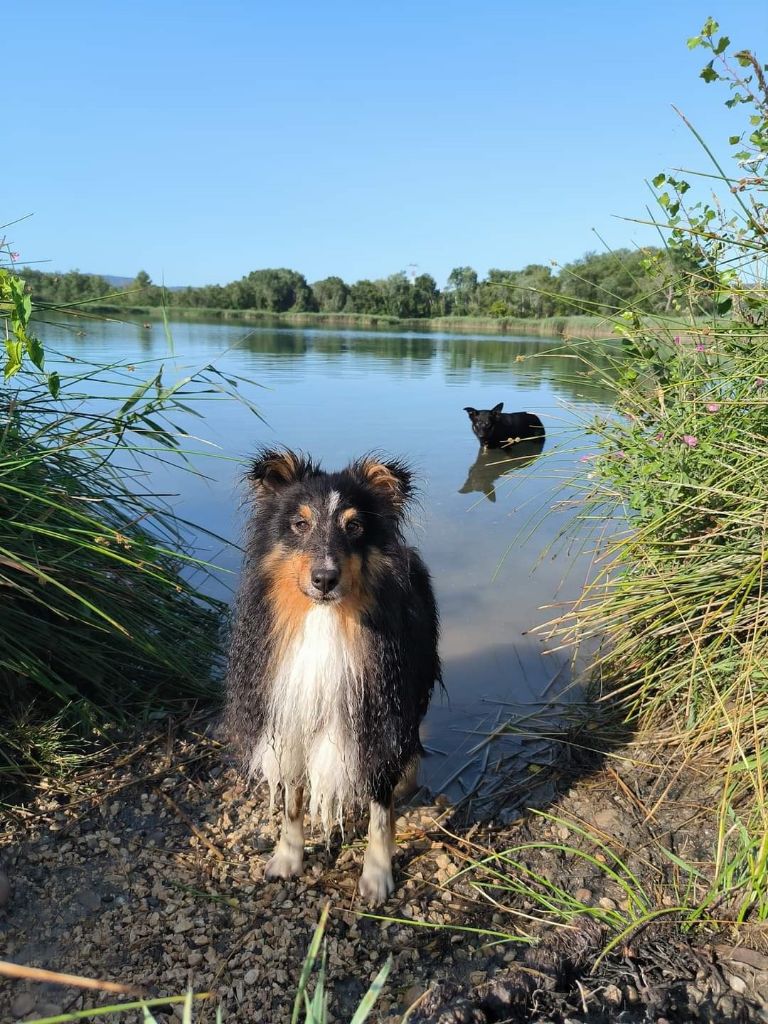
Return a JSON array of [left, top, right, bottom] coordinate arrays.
[[491, 402, 504, 415], [249, 448, 318, 495], [352, 455, 413, 513], [464, 407, 478, 419]]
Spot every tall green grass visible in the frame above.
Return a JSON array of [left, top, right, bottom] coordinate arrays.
[[0, 251, 257, 788], [546, 21, 768, 920]]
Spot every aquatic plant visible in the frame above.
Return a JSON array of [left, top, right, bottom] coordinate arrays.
[[0, 239, 256, 788]]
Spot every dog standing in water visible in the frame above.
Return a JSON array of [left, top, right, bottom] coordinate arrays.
[[464, 403, 545, 449], [225, 449, 440, 903]]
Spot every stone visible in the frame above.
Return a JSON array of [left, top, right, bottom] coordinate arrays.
[[11, 992, 36, 1018], [0, 870, 10, 908]]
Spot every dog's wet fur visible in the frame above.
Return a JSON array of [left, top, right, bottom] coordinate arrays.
[[225, 449, 440, 903], [464, 402, 545, 449]]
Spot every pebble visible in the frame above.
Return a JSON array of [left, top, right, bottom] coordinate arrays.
[[11, 992, 36, 1018], [574, 888, 592, 903], [0, 870, 10, 908], [75, 889, 103, 913], [598, 896, 617, 911], [603, 983, 623, 1005], [403, 984, 425, 1006]]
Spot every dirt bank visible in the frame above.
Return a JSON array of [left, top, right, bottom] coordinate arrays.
[[1, 721, 766, 1023]]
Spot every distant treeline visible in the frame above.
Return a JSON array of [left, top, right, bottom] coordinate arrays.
[[20, 248, 706, 319]]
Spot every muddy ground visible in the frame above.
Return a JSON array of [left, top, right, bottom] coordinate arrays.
[[1, 719, 767, 1024]]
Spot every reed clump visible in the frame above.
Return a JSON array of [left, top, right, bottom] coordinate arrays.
[[0, 255, 254, 789], [550, 21, 768, 920]]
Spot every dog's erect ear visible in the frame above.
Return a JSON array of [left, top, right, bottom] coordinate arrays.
[[353, 456, 413, 512], [464, 407, 478, 419], [491, 402, 504, 415], [249, 448, 317, 495]]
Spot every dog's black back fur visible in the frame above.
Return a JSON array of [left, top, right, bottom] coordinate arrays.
[[464, 403, 545, 449]]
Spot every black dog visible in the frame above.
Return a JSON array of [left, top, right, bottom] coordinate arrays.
[[458, 438, 545, 503], [464, 402, 545, 449], [225, 449, 440, 904]]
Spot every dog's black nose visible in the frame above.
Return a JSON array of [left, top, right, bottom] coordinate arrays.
[[312, 567, 340, 594]]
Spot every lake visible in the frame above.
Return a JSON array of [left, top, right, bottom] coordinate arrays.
[[45, 317, 614, 816]]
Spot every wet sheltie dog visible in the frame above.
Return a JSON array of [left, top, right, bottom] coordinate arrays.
[[225, 449, 440, 903]]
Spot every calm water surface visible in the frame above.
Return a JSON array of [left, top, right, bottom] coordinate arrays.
[[48, 318, 614, 807]]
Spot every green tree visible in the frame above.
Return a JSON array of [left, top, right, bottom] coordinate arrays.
[[312, 276, 350, 312], [411, 273, 439, 317], [445, 266, 478, 314], [347, 279, 387, 314]]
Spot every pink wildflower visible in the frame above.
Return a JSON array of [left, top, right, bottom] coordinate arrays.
[[756, 377, 766, 389], [706, 402, 721, 413], [656, 432, 665, 440], [682, 435, 698, 447], [579, 454, 596, 463], [673, 336, 681, 346], [613, 450, 627, 459], [10, 252, 19, 261], [695, 343, 706, 352]]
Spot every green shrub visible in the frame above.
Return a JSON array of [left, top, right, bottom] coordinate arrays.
[[555, 21, 768, 919]]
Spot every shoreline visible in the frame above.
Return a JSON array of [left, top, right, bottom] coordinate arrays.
[[85, 305, 618, 340]]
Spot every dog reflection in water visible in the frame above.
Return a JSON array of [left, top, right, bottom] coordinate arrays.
[[458, 437, 545, 503]]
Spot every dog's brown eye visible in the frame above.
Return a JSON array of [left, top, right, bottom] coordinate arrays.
[[292, 519, 310, 535], [344, 518, 363, 537]]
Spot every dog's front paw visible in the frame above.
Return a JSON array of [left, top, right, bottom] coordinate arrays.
[[264, 843, 304, 880], [358, 863, 394, 905]]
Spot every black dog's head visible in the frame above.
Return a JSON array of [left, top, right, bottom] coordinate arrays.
[[464, 402, 503, 446], [248, 448, 412, 604]]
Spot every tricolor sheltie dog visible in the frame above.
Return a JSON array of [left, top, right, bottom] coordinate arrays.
[[225, 449, 440, 903]]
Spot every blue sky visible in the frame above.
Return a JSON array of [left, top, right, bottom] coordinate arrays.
[[6, 1, 766, 288]]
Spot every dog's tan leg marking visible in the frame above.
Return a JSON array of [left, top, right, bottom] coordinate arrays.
[[359, 798, 396, 904], [265, 785, 304, 880]]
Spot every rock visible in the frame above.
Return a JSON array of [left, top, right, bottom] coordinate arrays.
[[244, 968, 260, 985], [75, 889, 102, 913], [574, 888, 592, 903], [598, 896, 616, 911], [0, 870, 10, 907], [603, 984, 622, 1005], [37, 1004, 63, 1018], [11, 992, 36, 1018], [592, 808, 621, 831], [403, 983, 425, 1007]]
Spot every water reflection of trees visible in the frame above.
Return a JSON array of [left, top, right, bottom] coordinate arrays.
[[234, 329, 621, 405]]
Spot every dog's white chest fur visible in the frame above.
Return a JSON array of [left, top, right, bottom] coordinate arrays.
[[252, 605, 361, 828]]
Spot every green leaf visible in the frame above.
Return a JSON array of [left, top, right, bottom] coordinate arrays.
[[652, 173, 666, 188], [24, 333, 45, 371], [8, 275, 32, 328], [686, 35, 701, 49], [700, 62, 719, 83], [729, 135, 741, 144], [47, 371, 61, 398], [120, 371, 161, 414], [714, 36, 730, 55], [350, 956, 393, 1024], [4, 338, 23, 380]]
